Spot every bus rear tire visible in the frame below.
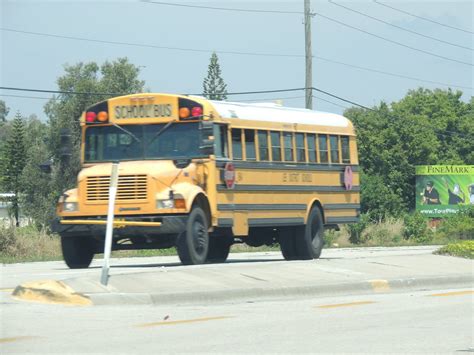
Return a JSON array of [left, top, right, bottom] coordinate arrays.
[[176, 207, 209, 265], [279, 227, 300, 260], [61, 236, 94, 269], [296, 207, 325, 259], [207, 235, 231, 263]]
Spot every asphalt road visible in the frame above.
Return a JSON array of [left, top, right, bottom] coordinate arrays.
[[1, 288, 473, 353]]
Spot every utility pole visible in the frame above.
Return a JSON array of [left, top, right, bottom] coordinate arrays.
[[304, 0, 312, 110]]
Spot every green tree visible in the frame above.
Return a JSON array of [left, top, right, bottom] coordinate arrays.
[[20, 115, 55, 229], [0, 100, 9, 122], [43, 57, 145, 224], [345, 88, 474, 216], [203, 52, 228, 100], [1, 111, 27, 226]]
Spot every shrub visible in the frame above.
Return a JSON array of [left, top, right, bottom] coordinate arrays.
[[436, 207, 474, 241], [346, 214, 370, 244], [403, 212, 432, 243], [436, 240, 474, 259]]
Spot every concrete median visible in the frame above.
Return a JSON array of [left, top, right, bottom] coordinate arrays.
[[10, 246, 474, 306]]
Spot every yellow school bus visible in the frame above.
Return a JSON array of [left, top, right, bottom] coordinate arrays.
[[52, 93, 360, 268]]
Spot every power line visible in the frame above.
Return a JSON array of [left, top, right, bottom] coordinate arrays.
[[0, 94, 53, 100], [329, 1, 472, 51], [141, 1, 303, 14], [237, 95, 305, 102], [315, 13, 473, 67], [2, 28, 471, 90], [0, 86, 123, 96], [313, 95, 349, 109], [0, 28, 303, 58], [311, 86, 472, 139], [373, 1, 474, 35], [1, 85, 470, 139], [314, 55, 472, 90], [140, 1, 473, 64], [0, 86, 308, 97]]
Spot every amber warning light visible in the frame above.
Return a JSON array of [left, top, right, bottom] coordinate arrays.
[[86, 111, 108, 123], [178, 97, 203, 120]]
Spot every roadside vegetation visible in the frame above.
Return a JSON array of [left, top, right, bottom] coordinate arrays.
[[1, 210, 472, 263], [435, 241, 474, 259], [0, 57, 473, 264]]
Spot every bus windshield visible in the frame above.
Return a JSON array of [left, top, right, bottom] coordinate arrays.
[[84, 122, 202, 162]]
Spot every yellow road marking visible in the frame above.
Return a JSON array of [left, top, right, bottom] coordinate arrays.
[[369, 280, 391, 292], [316, 301, 376, 309], [429, 290, 474, 297], [0, 288, 14, 292], [137, 316, 234, 328], [0, 336, 38, 344]]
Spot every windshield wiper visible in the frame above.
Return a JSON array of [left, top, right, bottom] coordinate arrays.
[[148, 119, 177, 147], [111, 122, 141, 143]]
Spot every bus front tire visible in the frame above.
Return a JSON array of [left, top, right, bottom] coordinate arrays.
[[207, 236, 231, 263], [61, 236, 94, 269], [296, 207, 325, 259], [176, 207, 209, 265]]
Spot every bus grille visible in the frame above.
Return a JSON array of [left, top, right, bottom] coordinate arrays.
[[86, 175, 148, 202]]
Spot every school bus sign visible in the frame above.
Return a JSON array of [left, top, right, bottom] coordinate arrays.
[[415, 165, 474, 217]]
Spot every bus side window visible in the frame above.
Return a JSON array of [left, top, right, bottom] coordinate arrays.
[[283, 132, 294, 162], [341, 136, 350, 164], [307, 133, 316, 162], [231, 129, 243, 160], [330, 135, 340, 163], [244, 129, 256, 161], [270, 131, 282, 162], [214, 124, 229, 158], [319, 135, 328, 163], [258, 130, 269, 161], [296, 133, 305, 162]]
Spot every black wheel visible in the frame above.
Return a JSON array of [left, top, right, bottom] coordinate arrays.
[[61, 236, 94, 269], [176, 207, 209, 265], [296, 207, 325, 259], [207, 235, 231, 263], [279, 227, 301, 260]]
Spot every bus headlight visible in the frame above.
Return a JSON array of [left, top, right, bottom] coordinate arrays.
[[156, 199, 174, 209], [63, 202, 78, 212]]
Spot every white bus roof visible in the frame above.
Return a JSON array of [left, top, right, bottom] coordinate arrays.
[[207, 100, 350, 127]]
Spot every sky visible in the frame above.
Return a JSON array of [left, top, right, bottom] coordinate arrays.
[[1, 0, 473, 121]]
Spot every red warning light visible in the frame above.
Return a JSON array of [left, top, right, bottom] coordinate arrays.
[[191, 106, 203, 117], [86, 112, 97, 122]]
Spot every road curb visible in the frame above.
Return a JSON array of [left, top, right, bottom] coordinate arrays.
[[12, 280, 92, 306], [85, 273, 473, 306]]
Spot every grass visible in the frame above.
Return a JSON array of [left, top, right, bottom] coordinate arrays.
[[1, 213, 471, 264], [0, 225, 61, 264], [435, 241, 474, 259]]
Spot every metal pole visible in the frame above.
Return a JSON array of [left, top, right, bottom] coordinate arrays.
[[304, 0, 313, 110], [100, 162, 119, 286]]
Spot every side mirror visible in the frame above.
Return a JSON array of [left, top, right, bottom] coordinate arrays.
[[60, 128, 72, 160], [199, 121, 214, 155], [39, 159, 53, 174]]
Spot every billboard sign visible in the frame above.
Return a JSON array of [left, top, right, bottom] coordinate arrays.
[[415, 165, 474, 217]]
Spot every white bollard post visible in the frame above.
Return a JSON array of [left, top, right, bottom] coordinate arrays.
[[101, 162, 119, 286]]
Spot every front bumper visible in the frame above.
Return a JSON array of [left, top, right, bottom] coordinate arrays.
[[52, 214, 188, 238]]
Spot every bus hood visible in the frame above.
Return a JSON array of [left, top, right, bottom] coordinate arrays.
[[78, 160, 198, 189]]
